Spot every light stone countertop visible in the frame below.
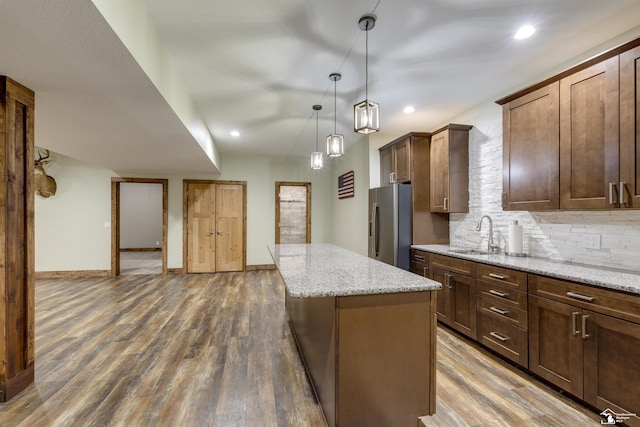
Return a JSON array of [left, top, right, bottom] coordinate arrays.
[[269, 243, 442, 298], [412, 244, 640, 296]]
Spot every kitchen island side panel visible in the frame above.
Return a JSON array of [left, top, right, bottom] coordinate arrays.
[[285, 290, 336, 427], [337, 291, 436, 426]]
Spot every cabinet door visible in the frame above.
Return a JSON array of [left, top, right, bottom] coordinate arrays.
[[620, 45, 640, 209], [430, 130, 449, 212], [560, 56, 620, 209], [449, 272, 477, 339], [380, 147, 393, 186], [529, 296, 584, 398], [503, 83, 559, 210], [583, 311, 640, 427], [394, 138, 411, 183], [431, 267, 451, 325]]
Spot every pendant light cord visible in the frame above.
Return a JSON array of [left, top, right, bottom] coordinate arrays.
[[315, 110, 319, 150], [365, 20, 369, 103], [333, 79, 337, 133]]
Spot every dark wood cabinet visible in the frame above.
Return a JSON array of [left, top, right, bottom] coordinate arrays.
[[560, 56, 620, 210], [429, 124, 471, 213], [476, 264, 529, 366], [410, 249, 429, 278], [502, 83, 560, 211], [379, 137, 411, 185], [528, 274, 640, 426], [620, 45, 640, 208], [430, 254, 476, 340]]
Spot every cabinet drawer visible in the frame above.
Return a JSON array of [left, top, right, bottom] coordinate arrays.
[[411, 250, 429, 264], [430, 254, 475, 276], [476, 264, 527, 291], [478, 313, 528, 367], [477, 281, 527, 310], [410, 261, 429, 277], [478, 297, 528, 329], [529, 275, 640, 325]]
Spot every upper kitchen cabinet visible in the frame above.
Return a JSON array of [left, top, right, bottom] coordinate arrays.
[[502, 83, 560, 211], [429, 124, 472, 213], [559, 57, 620, 210], [498, 37, 640, 211], [379, 136, 413, 185], [620, 45, 640, 208]]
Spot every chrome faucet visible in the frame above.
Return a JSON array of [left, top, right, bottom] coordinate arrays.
[[476, 215, 500, 253]]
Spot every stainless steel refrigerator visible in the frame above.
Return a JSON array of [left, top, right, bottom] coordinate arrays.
[[368, 184, 412, 270]]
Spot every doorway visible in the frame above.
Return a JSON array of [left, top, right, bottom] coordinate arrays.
[[275, 182, 311, 244], [111, 178, 168, 276], [183, 180, 246, 273]]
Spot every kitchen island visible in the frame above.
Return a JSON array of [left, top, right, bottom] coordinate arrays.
[[269, 243, 441, 427]]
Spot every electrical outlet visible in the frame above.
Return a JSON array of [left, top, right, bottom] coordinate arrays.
[[584, 234, 601, 249], [156, 241, 160, 246]]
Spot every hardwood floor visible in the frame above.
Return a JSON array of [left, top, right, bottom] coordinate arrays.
[[119, 251, 162, 275], [1, 271, 603, 426]]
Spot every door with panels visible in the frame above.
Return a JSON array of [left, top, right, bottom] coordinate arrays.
[[185, 180, 246, 273]]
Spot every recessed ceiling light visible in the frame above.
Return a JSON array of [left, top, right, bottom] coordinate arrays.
[[230, 130, 240, 137], [403, 106, 415, 114], [515, 25, 536, 40]]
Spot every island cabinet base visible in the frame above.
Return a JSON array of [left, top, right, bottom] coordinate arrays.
[[286, 289, 437, 427]]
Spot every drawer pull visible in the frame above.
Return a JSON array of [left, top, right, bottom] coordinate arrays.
[[567, 291, 595, 302], [423, 266, 429, 276], [571, 312, 580, 336], [582, 315, 590, 339], [414, 255, 425, 261], [489, 331, 509, 342], [488, 273, 507, 280], [489, 289, 508, 298], [489, 306, 509, 316]]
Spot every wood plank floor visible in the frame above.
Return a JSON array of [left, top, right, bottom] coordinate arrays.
[[1, 271, 602, 426]]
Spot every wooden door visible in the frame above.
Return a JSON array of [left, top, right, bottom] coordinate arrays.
[[380, 146, 393, 186], [560, 56, 620, 209], [215, 183, 244, 272], [620, 46, 640, 209], [449, 272, 476, 339], [187, 183, 216, 273], [529, 295, 584, 398], [503, 82, 560, 210], [393, 138, 411, 183], [431, 267, 451, 325], [275, 182, 311, 244], [583, 312, 640, 426], [430, 130, 449, 212]]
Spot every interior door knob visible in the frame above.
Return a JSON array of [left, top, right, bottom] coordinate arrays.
[[216, 230, 222, 235]]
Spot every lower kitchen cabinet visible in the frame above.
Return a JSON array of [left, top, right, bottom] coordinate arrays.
[[410, 249, 430, 278], [529, 274, 640, 426], [430, 254, 476, 340]]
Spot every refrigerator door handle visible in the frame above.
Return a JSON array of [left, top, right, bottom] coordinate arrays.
[[374, 203, 380, 257], [370, 202, 378, 256]]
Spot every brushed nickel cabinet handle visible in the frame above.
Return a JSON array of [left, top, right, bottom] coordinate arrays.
[[390, 172, 396, 183], [582, 315, 590, 339], [572, 312, 580, 336], [609, 182, 616, 206], [620, 181, 626, 206], [567, 291, 595, 302], [489, 273, 507, 280], [444, 273, 452, 289], [489, 306, 509, 316], [489, 289, 508, 298], [502, 193, 507, 208], [443, 197, 448, 211], [489, 331, 509, 342], [414, 255, 425, 261], [423, 266, 429, 276]]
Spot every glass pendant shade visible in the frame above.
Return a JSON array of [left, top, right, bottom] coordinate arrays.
[[354, 99, 380, 134], [326, 133, 344, 157], [311, 151, 323, 169]]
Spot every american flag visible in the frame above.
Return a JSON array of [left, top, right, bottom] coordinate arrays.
[[338, 170, 354, 199]]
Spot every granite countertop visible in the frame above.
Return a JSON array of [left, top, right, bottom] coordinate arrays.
[[269, 243, 441, 298], [412, 244, 640, 296]]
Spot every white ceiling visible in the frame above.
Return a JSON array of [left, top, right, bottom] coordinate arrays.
[[2, 0, 640, 173]]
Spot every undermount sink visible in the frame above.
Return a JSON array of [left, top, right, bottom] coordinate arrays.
[[448, 249, 492, 255]]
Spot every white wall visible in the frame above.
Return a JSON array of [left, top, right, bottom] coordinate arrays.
[[119, 182, 163, 249], [35, 153, 115, 272], [35, 151, 334, 271], [331, 137, 370, 255]]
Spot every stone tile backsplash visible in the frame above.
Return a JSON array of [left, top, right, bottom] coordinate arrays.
[[449, 115, 640, 272]]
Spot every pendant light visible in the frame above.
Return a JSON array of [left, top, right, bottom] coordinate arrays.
[[354, 14, 380, 134], [311, 105, 323, 169], [326, 73, 344, 157]]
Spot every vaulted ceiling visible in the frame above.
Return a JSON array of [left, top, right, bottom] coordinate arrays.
[[2, 0, 640, 173]]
